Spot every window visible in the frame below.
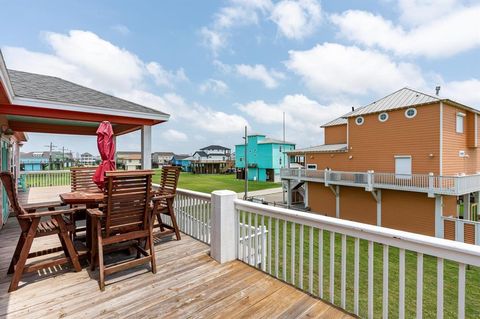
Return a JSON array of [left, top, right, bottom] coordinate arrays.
[[395, 156, 412, 179], [279, 146, 282, 152], [456, 112, 465, 133], [307, 164, 317, 170], [405, 108, 417, 118], [279, 158, 282, 165], [355, 116, 364, 125], [378, 112, 388, 122]]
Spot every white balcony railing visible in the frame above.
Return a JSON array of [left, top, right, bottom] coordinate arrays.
[[280, 168, 480, 196], [19, 170, 71, 188]]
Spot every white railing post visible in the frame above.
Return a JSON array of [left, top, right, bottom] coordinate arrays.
[[428, 172, 434, 197], [366, 170, 374, 191], [324, 169, 329, 187], [210, 190, 237, 263]]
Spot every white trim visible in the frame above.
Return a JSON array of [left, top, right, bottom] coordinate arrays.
[[475, 114, 478, 147], [440, 102, 443, 175], [456, 112, 465, 134], [405, 108, 417, 118], [355, 116, 364, 126], [346, 119, 349, 149], [0, 52, 14, 103], [378, 112, 389, 122], [12, 96, 170, 122]]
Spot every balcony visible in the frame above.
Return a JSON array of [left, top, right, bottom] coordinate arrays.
[[2, 177, 479, 318], [281, 168, 480, 196]]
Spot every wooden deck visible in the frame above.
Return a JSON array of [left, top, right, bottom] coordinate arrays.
[[18, 186, 70, 206], [0, 216, 352, 318]]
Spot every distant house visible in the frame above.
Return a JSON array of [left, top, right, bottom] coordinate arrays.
[[20, 151, 74, 171], [79, 152, 97, 166], [171, 154, 191, 172], [117, 151, 142, 170], [235, 135, 295, 182], [189, 145, 233, 174], [152, 151, 174, 168]]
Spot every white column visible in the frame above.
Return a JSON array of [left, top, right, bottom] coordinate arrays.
[[376, 190, 382, 226], [210, 190, 237, 263], [287, 180, 292, 208], [141, 125, 152, 169], [435, 195, 443, 238], [463, 194, 471, 220], [336, 185, 340, 218], [304, 182, 309, 208]]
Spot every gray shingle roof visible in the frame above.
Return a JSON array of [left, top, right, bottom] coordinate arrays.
[[8, 69, 167, 116], [346, 87, 440, 117], [200, 145, 230, 151], [287, 143, 348, 154]]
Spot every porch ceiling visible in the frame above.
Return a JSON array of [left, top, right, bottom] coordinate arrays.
[[6, 114, 141, 136]]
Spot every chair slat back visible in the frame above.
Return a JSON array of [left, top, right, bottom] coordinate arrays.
[[0, 172, 27, 217], [103, 170, 154, 237], [71, 167, 99, 192], [157, 166, 180, 196]]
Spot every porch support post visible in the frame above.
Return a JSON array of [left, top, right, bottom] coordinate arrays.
[[463, 194, 471, 220], [371, 190, 382, 226], [287, 180, 292, 208], [304, 182, 309, 209], [435, 195, 443, 238], [210, 190, 237, 263], [336, 185, 340, 218], [141, 125, 152, 169]]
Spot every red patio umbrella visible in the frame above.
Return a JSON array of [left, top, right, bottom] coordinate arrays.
[[93, 121, 116, 189]]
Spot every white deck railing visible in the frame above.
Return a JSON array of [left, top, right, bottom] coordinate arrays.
[[281, 168, 480, 196], [19, 170, 71, 188], [442, 216, 480, 245], [202, 191, 480, 319]]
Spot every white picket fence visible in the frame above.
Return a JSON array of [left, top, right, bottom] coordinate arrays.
[[20, 170, 71, 188]]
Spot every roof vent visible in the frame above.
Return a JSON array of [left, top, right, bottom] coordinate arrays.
[[351, 107, 355, 111], [435, 86, 441, 96]]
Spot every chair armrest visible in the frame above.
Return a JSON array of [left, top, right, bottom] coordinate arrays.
[[18, 207, 82, 219], [152, 194, 175, 202], [23, 201, 65, 212], [87, 208, 104, 217]]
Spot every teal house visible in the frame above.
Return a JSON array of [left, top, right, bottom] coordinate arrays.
[[235, 134, 295, 182]]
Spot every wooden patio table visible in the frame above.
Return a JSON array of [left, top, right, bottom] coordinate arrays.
[[59, 191, 105, 257]]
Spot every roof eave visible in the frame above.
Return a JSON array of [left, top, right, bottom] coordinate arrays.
[[11, 96, 170, 122], [0, 52, 14, 103]]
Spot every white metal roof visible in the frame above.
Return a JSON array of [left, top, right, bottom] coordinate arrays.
[[286, 143, 348, 154], [258, 138, 295, 145], [346, 87, 440, 117], [321, 117, 348, 127]]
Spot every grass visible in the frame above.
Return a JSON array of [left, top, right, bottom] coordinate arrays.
[[238, 213, 480, 319], [153, 171, 281, 194]]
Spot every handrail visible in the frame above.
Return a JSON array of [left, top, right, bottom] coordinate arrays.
[[234, 198, 480, 266]]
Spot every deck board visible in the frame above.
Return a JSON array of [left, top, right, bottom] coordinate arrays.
[[0, 217, 352, 318]]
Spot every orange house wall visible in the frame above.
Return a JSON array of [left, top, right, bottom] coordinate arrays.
[[339, 187, 377, 225], [307, 182, 336, 217], [307, 103, 441, 174], [324, 125, 347, 145], [442, 103, 480, 175]]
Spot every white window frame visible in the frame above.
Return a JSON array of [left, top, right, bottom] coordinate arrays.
[[405, 108, 417, 119], [456, 112, 465, 134], [306, 164, 317, 170], [378, 112, 389, 122], [355, 116, 364, 126], [395, 155, 412, 179]]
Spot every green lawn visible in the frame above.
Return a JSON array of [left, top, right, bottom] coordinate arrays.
[[153, 171, 281, 194], [239, 213, 480, 319]]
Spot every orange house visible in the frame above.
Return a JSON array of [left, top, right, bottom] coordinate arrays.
[[283, 88, 480, 242]]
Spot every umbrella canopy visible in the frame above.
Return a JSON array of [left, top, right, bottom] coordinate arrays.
[[93, 121, 116, 189]]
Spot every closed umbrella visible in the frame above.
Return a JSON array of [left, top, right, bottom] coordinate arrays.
[[93, 121, 116, 189]]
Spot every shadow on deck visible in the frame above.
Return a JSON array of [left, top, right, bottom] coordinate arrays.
[[0, 216, 352, 318]]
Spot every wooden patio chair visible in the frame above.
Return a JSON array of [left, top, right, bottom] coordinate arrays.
[[0, 172, 82, 292], [87, 170, 156, 290], [70, 166, 99, 238], [152, 166, 181, 240]]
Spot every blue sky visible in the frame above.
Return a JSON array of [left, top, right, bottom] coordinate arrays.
[[1, 0, 479, 156]]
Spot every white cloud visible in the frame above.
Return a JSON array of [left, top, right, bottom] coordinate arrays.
[[110, 24, 131, 36], [199, 27, 227, 56], [161, 129, 188, 142], [285, 42, 425, 97], [441, 79, 480, 107], [270, 0, 322, 39], [146, 62, 188, 88], [235, 64, 285, 88], [331, 5, 480, 58], [199, 79, 229, 94], [397, 0, 461, 26], [163, 93, 249, 133], [238, 94, 351, 146]]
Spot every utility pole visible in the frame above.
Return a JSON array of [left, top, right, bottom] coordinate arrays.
[[44, 142, 57, 170], [243, 126, 248, 200]]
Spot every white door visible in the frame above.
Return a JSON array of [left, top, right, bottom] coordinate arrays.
[[395, 156, 412, 178]]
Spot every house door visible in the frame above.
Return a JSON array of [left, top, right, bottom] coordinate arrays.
[[2, 141, 9, 223], [395, 156, 411, 179]]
